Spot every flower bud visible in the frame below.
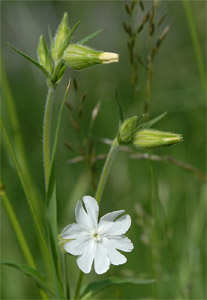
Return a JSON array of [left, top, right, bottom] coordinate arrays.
[[51, 12, 69, 61], [38, 35, 53, 75], [63, 44, 119, 70], [118, 116, 138, 144], [133, 129, 183, 149]]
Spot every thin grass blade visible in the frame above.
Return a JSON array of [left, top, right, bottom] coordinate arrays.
[[77, 29, 104, 45], [1, 262, 54, 296], [80, 277, 156, 299]]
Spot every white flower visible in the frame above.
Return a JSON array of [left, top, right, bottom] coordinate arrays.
[[61, 196, 134, 274]]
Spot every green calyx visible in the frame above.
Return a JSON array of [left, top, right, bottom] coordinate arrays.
[[118, 116, 138, 145], [63, 44, 119, 70], [51, 12, 70, 61], [133, 129, 183, 150], [38, 35, 53, 75]]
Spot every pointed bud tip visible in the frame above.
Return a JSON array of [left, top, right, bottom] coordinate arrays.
[[99, 52, 119, 64]]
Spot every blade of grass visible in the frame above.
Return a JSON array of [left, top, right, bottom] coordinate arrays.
[[1, 56, 45, 222], [80, 277, 156, 299], [1, 262, 54, 297], [0, 183, 49, 299], [179, 185, 206, 298], [183, 0, 206, 98], [0, 119, 52, 275], [149, 161, 185, 298]]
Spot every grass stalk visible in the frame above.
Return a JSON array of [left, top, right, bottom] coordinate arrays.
[[0, 182, 49, 299], [1, 119, 52, 275], [183, 0, 206, 98]]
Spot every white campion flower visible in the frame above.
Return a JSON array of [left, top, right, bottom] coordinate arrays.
[[61, 196, 134, 274]]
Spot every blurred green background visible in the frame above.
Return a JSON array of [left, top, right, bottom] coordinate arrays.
[[1, 0, 206, 299]]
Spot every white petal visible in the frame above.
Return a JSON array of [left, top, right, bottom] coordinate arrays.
[[82, 196, 99, 227], [100, 214, 131, 236], [102, 238, 127, 265], [94, 243, 110, 274], [64, 237, 90, 256], [99, 210, 125, 223], [109, 236, 134, 252], [75, 200, 93, 230], [76, 241, 96, 274], [61, 223, 88, 239], [107, 248, 127, 265]]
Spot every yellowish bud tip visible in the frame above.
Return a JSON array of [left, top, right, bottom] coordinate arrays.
[[99, 52, 119, 64]]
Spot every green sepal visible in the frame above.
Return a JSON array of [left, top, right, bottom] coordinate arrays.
[[48, 25, 53, 50], [1, 262, 55, 296], [80, 277, 156, 299], [38, 35, 53, 75], [115, 90, 124, 124], [51, 12, 70, 61], [7, 42, 49, 78], [57, 20, 81, 60], [77, 29, 103, 45], [137, 111, 167, 130], [118, 116, 138, 145]]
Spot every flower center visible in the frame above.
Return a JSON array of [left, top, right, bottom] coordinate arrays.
[[92, 231, 102, 242]]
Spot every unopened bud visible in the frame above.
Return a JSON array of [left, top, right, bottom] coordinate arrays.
[[118, 116, 138, 144], [133, 129, 183, 150], [52, 12, 69, 61], [38, 35, 53, 75], [63, 44, 119, 70]]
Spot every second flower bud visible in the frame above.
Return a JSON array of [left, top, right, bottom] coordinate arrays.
[[63, 44, 119, 70]]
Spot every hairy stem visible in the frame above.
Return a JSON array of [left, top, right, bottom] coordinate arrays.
[[43, 85, 55, 188], [95, 137, 119, 204], [74, 138, 119, 299]]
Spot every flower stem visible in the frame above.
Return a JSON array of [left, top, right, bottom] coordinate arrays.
[[43, 85, 55, 188], [95, 137, 119, 204], [74, 138, 119, 299], [74, 271, 84, 300]]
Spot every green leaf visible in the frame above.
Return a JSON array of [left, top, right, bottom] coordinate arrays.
[[80, 277, 156, 299], [1, 262, 55, 296], [77, 29, 103, 45], [138, 112, 167, 130], [0, 118, 51, 275], [0, 182, 36, 268], [7, 42, 49, 77]]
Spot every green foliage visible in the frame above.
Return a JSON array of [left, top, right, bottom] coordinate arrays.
[[80, 277, 156, 299], [1, 3, 206, 300], [1, 262, 54, 296]]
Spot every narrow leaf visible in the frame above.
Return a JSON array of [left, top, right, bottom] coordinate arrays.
[[80, 277, 156, 299], [137, 112, 167, 130], [77, 29, 104, 45], [7, 42, 49, 77], [0, 118, 51, 274], [1, 262, 54, 296], [0, 182, 35, 268]]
